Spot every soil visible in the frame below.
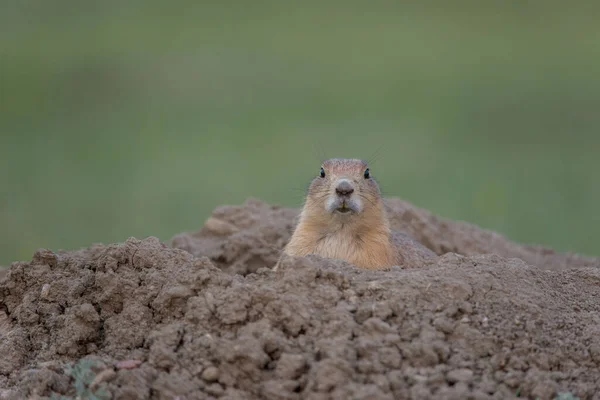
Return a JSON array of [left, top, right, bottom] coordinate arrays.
[[1, 198, 599, 400]]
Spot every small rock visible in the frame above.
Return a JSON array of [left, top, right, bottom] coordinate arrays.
[[165, 285, 193, 299], [90, 369, 116, 390], [203, 217, 239, 236], [40, 284, 51, 300], [447, 368, 474, 383], [201, 366, 220, 382], [115, 360, 142, 370], [205, 383, 224, 396], [481, 316, 489, 328]]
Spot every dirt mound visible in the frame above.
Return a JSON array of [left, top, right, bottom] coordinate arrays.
[[171, 198, 598, 273], [1, 198, 599, 400], [383, 198, 598, 271]]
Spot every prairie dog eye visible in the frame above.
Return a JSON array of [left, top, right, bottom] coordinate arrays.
[[364, 168, 370, 179], [320, 167, 326, 178]]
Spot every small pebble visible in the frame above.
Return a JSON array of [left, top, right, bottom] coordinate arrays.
[[116, 360, 142, 370], [205, 383, 224, 396], [201, 366, 220, 382], [40, 284, 51, 299], [447, 368, 474, 383], [90, 369, 117, 390], [482, 316, 489, 328]]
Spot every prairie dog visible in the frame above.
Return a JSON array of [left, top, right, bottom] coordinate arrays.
[[279, 158, 435, 270]]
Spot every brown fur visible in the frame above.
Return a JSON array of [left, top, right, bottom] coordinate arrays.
[[281, 158, 402, 270]]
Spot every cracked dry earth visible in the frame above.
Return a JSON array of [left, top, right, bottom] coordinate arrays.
[[1, 198, 599, 400]]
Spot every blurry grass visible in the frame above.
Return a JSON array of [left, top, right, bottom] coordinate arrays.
[[1, 1, 599, 264]]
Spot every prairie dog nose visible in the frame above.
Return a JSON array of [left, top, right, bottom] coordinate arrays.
[[335, 179, 354, 196]]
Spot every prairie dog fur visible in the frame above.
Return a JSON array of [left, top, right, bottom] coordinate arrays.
[[280, 158, 435, 270]]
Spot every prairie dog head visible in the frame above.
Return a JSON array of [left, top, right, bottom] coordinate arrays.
[[302, 158, 384, 225], [282, 158, 394, 267]]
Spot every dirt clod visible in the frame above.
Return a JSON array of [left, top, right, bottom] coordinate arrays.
[[0, 198, 599, 399]]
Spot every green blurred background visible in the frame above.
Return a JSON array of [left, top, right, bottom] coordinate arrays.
[[1, 1, 599, 266]]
